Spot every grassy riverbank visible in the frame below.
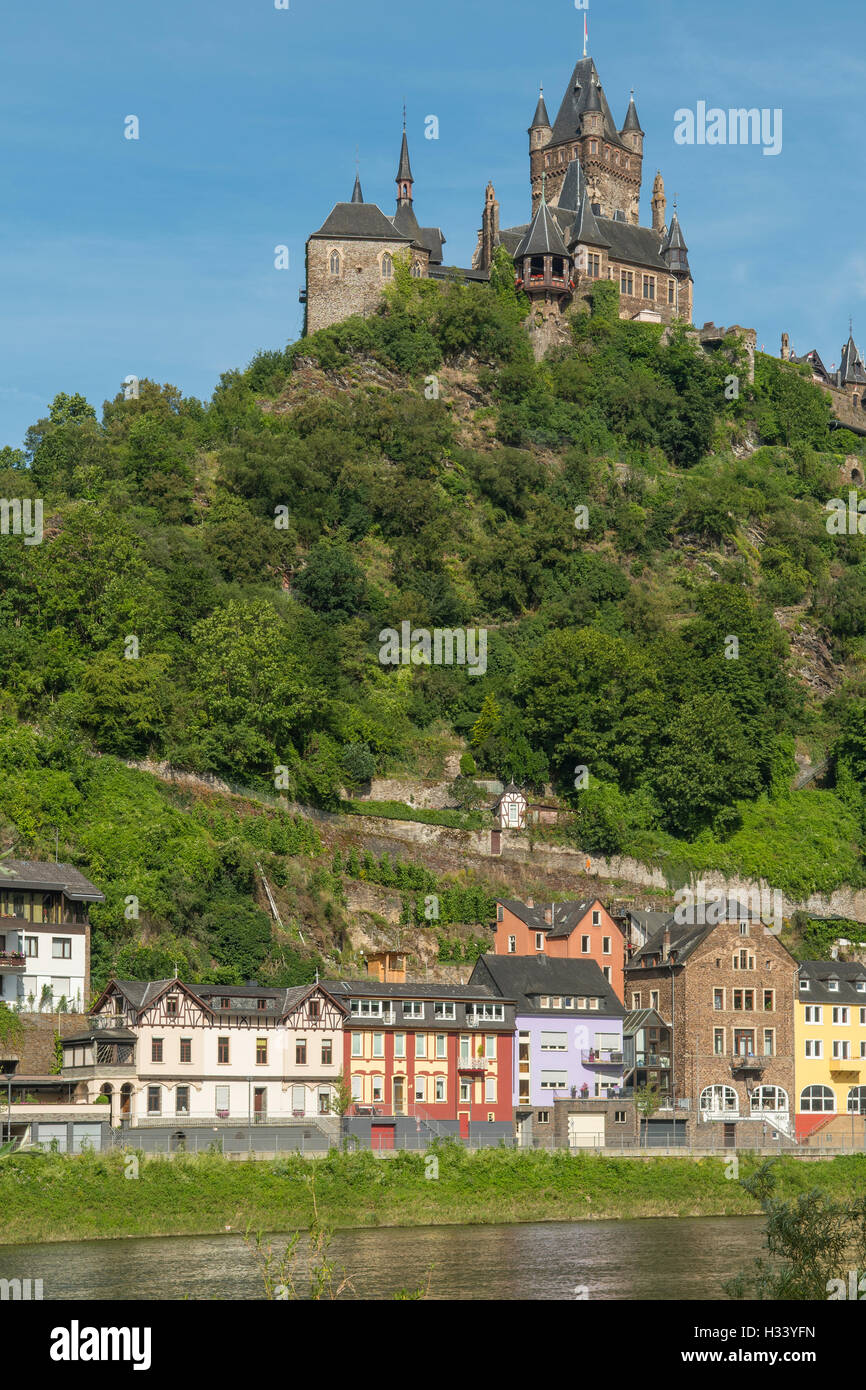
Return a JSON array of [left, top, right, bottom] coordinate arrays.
[[2, 1145, 866, 1246]]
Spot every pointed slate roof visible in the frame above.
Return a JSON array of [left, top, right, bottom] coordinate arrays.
[[351, 173, 364, 204], [839, 333, 866, 386], [397, 129, 413, 183], [514, 194, 570, 259], [550, 57, 624, 146], [621, 92, 643, 134], [569, 192, 610, 249], [557, 157, 586, 213], [530, 88, 551, 129], [311, 201, 414, 242], [661, 208, 690, 275]]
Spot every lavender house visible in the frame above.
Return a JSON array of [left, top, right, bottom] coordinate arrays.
[[469, 955, 626, 1109]]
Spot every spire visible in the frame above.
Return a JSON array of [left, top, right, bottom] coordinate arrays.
[[514, 195, 570, 260], [585, 78, 602, 113], [662, 204, 690, 276], [351, 172, 364, 203], [530, 85, 551, 129], [396, 117, 414, 208], [622, 88, 643, 134]]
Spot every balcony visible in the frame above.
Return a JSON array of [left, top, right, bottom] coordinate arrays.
[[581, 1049, 624, 1067], [457, 1057, 490, 1073], [730, 1054, 766, 1074], [0, 952, 25, 972], [829, 1059, 861, 1074], [635, 1053, 671, 1069]]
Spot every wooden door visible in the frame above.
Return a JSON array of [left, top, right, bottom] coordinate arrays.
[[459, 1111, 469, 1139], [254, 1087, 266, 1122], [372, 1124, 394, 1151]]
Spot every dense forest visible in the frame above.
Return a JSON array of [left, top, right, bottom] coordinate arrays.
[[2, 249, 866, 986]]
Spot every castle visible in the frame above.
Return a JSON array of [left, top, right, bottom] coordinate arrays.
[[301, 52, 693, 341], [781, 327, 866, 437]]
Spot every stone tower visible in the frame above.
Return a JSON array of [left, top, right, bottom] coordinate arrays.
[[480, 182, 500, 272], [651, 170, 667, 234]]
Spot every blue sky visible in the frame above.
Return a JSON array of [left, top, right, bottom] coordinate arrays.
[[1, 0, 864, 448]]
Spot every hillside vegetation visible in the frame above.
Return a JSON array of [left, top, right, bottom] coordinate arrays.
[[2, 252, 866, 983]]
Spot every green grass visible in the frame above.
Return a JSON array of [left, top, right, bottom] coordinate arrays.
[[2, 1146, 865, 1246]]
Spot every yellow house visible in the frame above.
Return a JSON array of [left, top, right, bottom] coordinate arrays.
[[796, 960, 866, 1142]]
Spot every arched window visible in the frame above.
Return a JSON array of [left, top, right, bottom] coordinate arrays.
[[847, 1086, 866, 1114], [329, 250, 341, 276], [700, 1084, 738, 1114], [120, 1083, 133, 1115], [381, 253, 393, 281], [800, 1084, 835, 1113], [411, 261, 423, 278], [751, 1085, 788, 1113]]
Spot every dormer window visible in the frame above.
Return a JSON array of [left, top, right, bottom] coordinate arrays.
[[829, 980, 839, 992], [166, 996, 178, 1017], [800, 980, 810, 991]]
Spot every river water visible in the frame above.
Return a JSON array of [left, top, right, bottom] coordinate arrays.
[[0, 1216, 765, 1300]]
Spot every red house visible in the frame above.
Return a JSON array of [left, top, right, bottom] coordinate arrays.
[[325, 980, 516, 1146], [494, 898, 626, 1004]]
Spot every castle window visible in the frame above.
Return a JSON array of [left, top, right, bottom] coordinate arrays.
[[572, 145, 578, 158], [621, 270, 634, 295], [589, 140, 598, 155], [329, 250, 341, 276], [614, 152, 620, 165], [381, 253, 393, 280], [625, 157, 631, 170], [544, 153, 551, 168], [605, 146, 610, 160], [551, 255, 565, 283], [587, 253, 601, 278], [668, 280, 675, 305], [535, 130, 543, 144], [411, 261, 423, 278], [643, 274, 656, 300]]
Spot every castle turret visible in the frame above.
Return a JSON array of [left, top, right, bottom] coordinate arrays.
[[529, 86, 552, 153], [581, 78, 603, 136], [513, 181, 573, 306], [651, 170, 667, 235], [661, 205, 693, 321], [620, 90, 644, 155]]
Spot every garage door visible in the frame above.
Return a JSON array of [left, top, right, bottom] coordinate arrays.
[[371, 1124, 395, 1151], [568, 1114, 605, 1149], [35, 1124, 68, 1153], [72, 1124, 102, 1153]]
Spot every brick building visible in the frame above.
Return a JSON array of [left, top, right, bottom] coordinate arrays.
[[625, 903, 798, 1144], [493, 898, 626, 1003]]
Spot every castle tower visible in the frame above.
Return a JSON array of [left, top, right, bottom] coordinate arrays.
[[480, 182, 500, 273], [620, 91, 644, 155], [529, 86, 552, 153], [651, 170, 667, 235], [513, 180, 573, 307], [660, 204, 693, 322], [781, 332, 790, 361]]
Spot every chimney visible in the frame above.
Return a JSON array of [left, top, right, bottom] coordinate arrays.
[[662, 925, 671, 961], [526, 897, 534, 909], [544, 906, 552, 926]]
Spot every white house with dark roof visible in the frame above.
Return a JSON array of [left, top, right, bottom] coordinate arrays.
[[0, 860, 104, 1011], [60, 976, 348, 1132]]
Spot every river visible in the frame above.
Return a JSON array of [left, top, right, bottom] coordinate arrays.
[[0, 1216, 765, 1299]]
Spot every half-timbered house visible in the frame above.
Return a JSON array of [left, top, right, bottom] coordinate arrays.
[[61, 977, 348, 1132]]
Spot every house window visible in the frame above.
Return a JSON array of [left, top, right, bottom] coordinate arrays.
[[700, 1084, 738, 1114], [540, 1071, 568, 1090], [257, 999, 268, 1010], [460, 1079, 471, 1102], [602, 937, 611, 954], [403, 1002, 424, 1019], [415, 1034, 427, 1058], [329, 250, 341, 276], [372, 1075, 384, 1104], [180, 1038, 192, 1063], [620, 270, 633, 295], [372, 1033, 384, 1058], [732, 990, 754, 1011], [350, 1032, 363, 1058], [393, 1033, 405, 1059], [484, 1076, 496, 1103], [496, 905, 504, 922], [321, 1039, 333, 1065], [24, 937, 37, 957], [535, 933, 544, 951], [713, 989, 724, 1011], [614, 1110, 627, 1123], [833, 1007, 849, 1025], [218, 1037, 230, 1064], [434, 1003, 455, 1020], [381, 253, 393, 280], [435, 1077, 446, 1102], [165, 996, 178, 1017], [763, 1029, 774, 1056], [151, 1038, 163, 1063], [175, 1086, 189, 1116], [804, 1006, 823, 1024], [256, 1037, 268, 1065], [828, 980, 839, 992], [485, 1035, 496, 1060], [632, 993, 642, 1009], [309, 998, 320, 1020], [581, 936, 590, 953], [541, 1031, 568, 1051], [508, 936, 516, 953], [713, 1028, 725, 1055], [861, 1008, 866, 1026], [215, 1085, 230, 1115], [801, 1084, 834, 1113], [804, 1040, 823, 1058], [52, 938, 71, 959], [436, 1034, 447, 1059], [296, 1039, 307, 1065], [649, 990, 659, 1009], [592, 911, 600, 926], [763, 991, 775, 1011], [642, 275, 655, 300], [537, 1111, 550, 1124], [833, 1040, 851, 1060], [147, 1086, 161, 1114], [587, 254, 601, 278]]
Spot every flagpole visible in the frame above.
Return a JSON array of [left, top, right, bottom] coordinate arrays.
[[584, 14, 588, 57]]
